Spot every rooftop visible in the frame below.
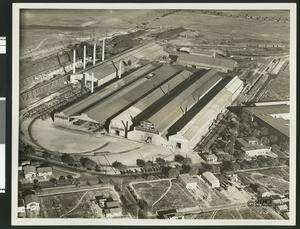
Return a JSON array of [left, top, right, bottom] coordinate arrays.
[[24, 194, 39, 204], [190, 48, 215, 57], [105, 201, 120, 209], [202, 171, 219, 184], [177, 53, 236, 70], [84, 65, 180, 124], [23, 165, 36, 174], [179, 174, 197, 184], [143, 69, 222, 134], [243, 104, 290, 138], [36, 166, 52, 173]]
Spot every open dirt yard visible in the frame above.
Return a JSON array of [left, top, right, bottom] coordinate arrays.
[[28, 118, 200, 166], [131, 180, 171, 205]]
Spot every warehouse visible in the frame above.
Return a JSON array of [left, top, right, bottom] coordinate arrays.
[[176, 53, 237, 73], [236, 137, 271, 157], [201, 171, 220, 188], [167, 76, 243, 151], [242, 103, 290, 141]]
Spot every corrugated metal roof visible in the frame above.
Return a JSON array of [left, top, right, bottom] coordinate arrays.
[[177, 53, 236, 70], [85, 65, 180, 124], [62, 64, 157, 117], [111, 70, 193, 127], [146, 69, 222, 134]]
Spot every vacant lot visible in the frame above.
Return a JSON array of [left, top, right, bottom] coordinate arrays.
[[148, 11, 289, 44], [131, 180, 171, 205], [260, 62, 290, 101], [40, 187, 119, 218], [238, 167, 289, 195], [131, 179, 198, 212], [214, 206, 281, 219]]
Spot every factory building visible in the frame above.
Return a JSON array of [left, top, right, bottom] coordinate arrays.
[[176, 53, 237, 73], [69, 42, 168, 89], [53, 41, 243, 151], [236, 137, 272, 157]]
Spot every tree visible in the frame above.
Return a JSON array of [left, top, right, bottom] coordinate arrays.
[[67, 175, 74, 181], [269, 135, 278, 144], [50, 178, 58, 186], [234, 150, 246, 160], [261, 137, 270, 145], [42, 152, 51, 160], [232, 163, 241, 171], [249, 160, 259, 169], [136, 159, 145, 167], [260, 127, 269, 136], [210, 165, 220, 173], [143, 161, 152, 170], [280, 141, 289, 152], [218, 153, 232, 162], [182, 157, 192, 165], [168, 168, 180, 178], [189, 167, 199, 176], [85, 159, 97, 170], [61, 153, 75, 165], [24, 145, 35, 155], [227, 142, 235, 154], [59, 176, 66, 180], [33, 179, 39, 185], [156, 157, 168, 166], [112, 161, 127, 170], [86, 181, 92, 186], [174, 155, 185, 163], [253, 129, 261, 138]]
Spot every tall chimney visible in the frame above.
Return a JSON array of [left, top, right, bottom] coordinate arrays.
[[91, 72, 94, 93], [83, 46, 86, 69], [73, 49, 76, 74], [102, 38, 105, 61], [118, 61, 122, 78], [93, 43, 96, 65]]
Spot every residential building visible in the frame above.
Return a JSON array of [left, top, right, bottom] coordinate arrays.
[[36, 166, 53, 179], [275, 204, 288, 213], [105, 201, 120, 209], [236, 137, 271, 157], [202, 153, 218, 162], [23, 165, 37, 180], [24, 194, 40, 211], [104, 207, 123, 218], [178, 174, 197, 189], [18, 199, 25, 214]]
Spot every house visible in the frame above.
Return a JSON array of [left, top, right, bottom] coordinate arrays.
[[280, 198, 289, 204], [163, 212, 185, 219], [20, 160, 31, 166], [105, 201, 120, 209], [275, 204, 288, 213], [36, 166, 53, 179], [178, 174, 197, 189], [283, 211, 289, 219], [24, 194, 40, 211], [18, 199, 25, 214], [23, 165, 37, 180], [201, 172, 220, 188], [104, 207, 123, 218], [236, 137, 271, 157], [202, 153, 218, 162], [95, 195, 106, 208], [271, 199, 282, 205], [257, 186, 271, 197]]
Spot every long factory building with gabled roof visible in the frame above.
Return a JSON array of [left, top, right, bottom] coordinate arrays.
[[54, 42, 243, 151]]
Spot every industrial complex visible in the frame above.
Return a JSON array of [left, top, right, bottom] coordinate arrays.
[[53, 41, 243, 151]]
